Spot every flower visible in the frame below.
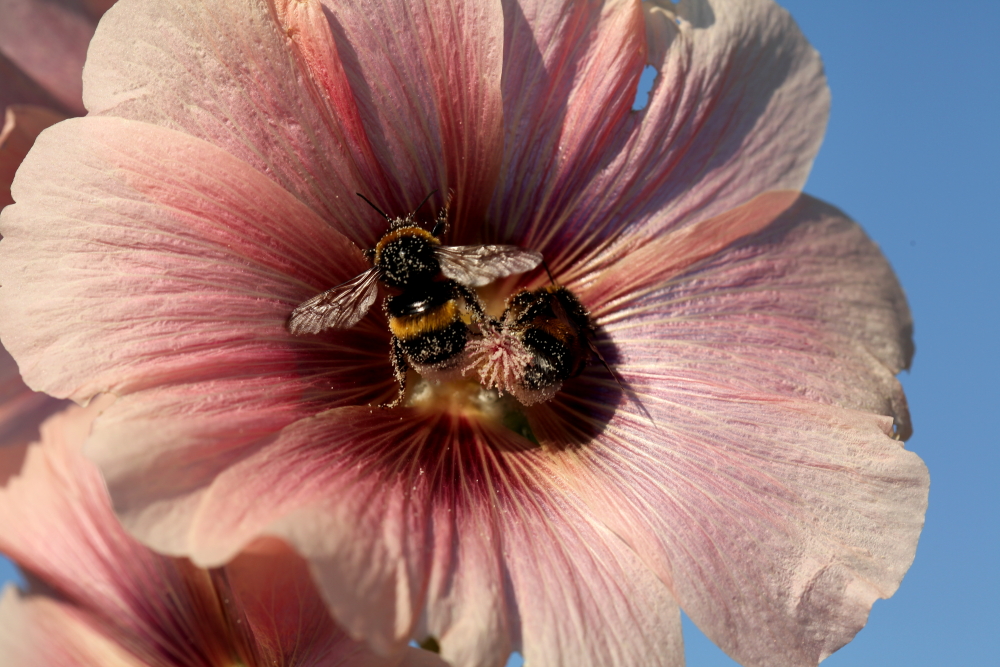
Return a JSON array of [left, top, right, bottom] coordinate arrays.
[[0, 0, 929, 666], [0, 0, 120, 441], [1, 0, 120, 203], [1, 112, 72, 461], [0, 400, 447, 667], [0, 0, 116, 117]]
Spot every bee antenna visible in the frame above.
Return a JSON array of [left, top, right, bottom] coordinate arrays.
[[589, 340, 658, 429], [414, 190, 438, 216], [541, 259, 558, 286], [355, 193, 390, 221]]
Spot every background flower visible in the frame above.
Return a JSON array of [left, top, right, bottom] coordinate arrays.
[[0, 0, 117, 477], [0, 0, 116, 116], [0, 1, 928, 666], [0, 400, 447, 667]]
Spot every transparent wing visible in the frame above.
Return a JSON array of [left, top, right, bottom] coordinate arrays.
[[287, 268, 381, 335], [436, 245, 542, 286]]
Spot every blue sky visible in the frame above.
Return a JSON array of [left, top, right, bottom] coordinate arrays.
[[3, 1, 998, 665]]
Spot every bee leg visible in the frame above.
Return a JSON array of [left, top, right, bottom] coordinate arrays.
[[383, 335, 409, 408], [431, 211, 447, 238], [452, 282, 496, 329], [431, 191, 452, 237]]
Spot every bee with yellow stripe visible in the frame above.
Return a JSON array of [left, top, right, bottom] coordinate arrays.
[[288, 193, 541, 406]]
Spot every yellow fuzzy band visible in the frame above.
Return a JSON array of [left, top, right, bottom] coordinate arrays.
[[389, 300, 458, 340], [375, 226, 439, 261]]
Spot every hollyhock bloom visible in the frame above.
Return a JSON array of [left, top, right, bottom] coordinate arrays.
[[0, 400, 446, 667], [0, 0, 117, 117], [0, 107, 71, 457], [0, 0, 929, 665], [1, 0, 119, 202], [0, 0, 120, 443]]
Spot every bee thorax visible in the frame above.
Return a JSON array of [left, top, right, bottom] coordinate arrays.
[[375, 227, 440, 288]]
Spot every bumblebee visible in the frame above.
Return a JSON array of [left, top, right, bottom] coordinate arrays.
[[501, 285, 598, 395], [287, 193, 542, 405]]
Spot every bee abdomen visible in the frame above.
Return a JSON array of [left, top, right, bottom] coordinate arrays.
[[521, 328, 575, 389], [389, 300, 459, 340], [397, 319, 468, 366]]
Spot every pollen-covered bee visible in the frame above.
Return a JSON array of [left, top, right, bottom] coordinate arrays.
[[467, 281, 617, 406], [287, 193, 542, 406], [502, 285, 601, 399]]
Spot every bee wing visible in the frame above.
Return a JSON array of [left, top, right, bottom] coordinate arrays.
[[287, 268, 381, 335], [436, 245, 542, 287]]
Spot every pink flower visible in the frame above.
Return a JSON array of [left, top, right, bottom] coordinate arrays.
[[0, 108, 70, 462], [0, 0, 117, 117], [0, 0, 929, 665], [0, 400, 447, 667], [0, 0, 120, 436], [1, 0, 119, 202]]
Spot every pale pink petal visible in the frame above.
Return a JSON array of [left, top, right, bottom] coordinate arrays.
[[1, 115, 404, 552], [1, 401, 444, 667], [84, 0, 382, 247], [89, 382, 326, 555], [514, 195, 927, 666], [0, 336, 67, 453], [580, 194, 914, 435], [493, 0, 829, 270], [229, 538, 449, 667], [1, 50, 71, 113], [0, 399, 240, 664], [1, 105, 65, 208], [489, 0, 645, 246], [0, 587, 145, 667], [542, 393, 926, 667], [85, 0, 504, 246], [1, 555, 443, 667], [312, 0, 505, 236], [0, 116, 386, 406], [564, 189, 799, 296], [0, 0, 95, 115], [183, 408, 683, 666]]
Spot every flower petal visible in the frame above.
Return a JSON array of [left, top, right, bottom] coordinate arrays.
[[535, 194, 927, 666], [310, 0, 506, 234], [1, 105, 65, 208], [227, 538, 450, 667], [185, 407, 684, 667], [552, 393, 927, 667], [1, 400, 444, 667], [0, 0, 95, 114], [0, 116, 386, 405], [582, 193, 914, 435], [0, 337, 67, 455], [84, 0, 382, 246], [86, 382, 321, 555], [0, 401, 235, 666], [0, 587, 145, 667], [494, 0, 828, 269], [489, 0, 646, 247], [0, 401, 116, 604], [85, 0, 504, 246], [1, 115, 410, 555], [0, 400, 238, 664]]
